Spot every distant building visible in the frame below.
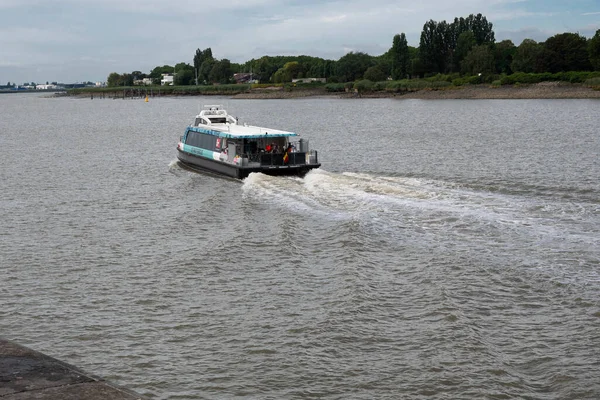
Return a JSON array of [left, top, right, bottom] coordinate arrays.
[[95, 82, 106, 87], [161, 74, 174, 86], [35, 84, 59, 90], [234, 73, 258, 84], [134, 78, 153, 86], [292, 78, 326, 84]]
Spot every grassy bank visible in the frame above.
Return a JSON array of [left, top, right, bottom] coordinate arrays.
[[67, 74, 600, 100], [68, 84, 252, 97]]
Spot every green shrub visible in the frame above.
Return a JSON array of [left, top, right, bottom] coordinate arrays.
[[430, 81, 452, 89], [384, 81, 404, 92], [585, 77, 600, 88], [251, 83, 283, 89], [68, 84, 252, 96], [373, 81, 387, 91], [425, 73, 459, 83], [404, 80, 429, 90], [467, 75, 483, 84], [324, 83, 346, 92], [354, 79, 374, 92]]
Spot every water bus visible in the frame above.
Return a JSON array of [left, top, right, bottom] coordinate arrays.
[[177, 105, 320, 179]]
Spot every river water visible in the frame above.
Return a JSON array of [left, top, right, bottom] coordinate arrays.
[[1, 93, 599, 399]]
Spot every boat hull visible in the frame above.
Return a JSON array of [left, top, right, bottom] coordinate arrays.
[[177, 149, 320, 179]]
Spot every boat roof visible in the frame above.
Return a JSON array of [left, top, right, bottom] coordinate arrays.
[[188, 105, 298, 139], [187, 125, 298, 139]]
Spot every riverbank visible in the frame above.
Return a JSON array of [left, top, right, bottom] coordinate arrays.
[[232, 82, 600, 99], [63, 81, 600, 100]]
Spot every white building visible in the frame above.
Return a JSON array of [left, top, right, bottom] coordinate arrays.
[[134, 78, 153, 86], [161, 74, 174, 86], [35, 84, 59, 90]]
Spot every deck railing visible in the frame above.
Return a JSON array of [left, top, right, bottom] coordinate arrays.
[[242, 150, 318, 167]]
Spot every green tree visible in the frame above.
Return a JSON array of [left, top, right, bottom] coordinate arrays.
[[272, 69, 287, 83], [272, 61, 303, 83], [589, 29, 600, 70], [419, 20, 440, 74], [492, 40, 516, 74], [121, 73, 133, 86], [335, 51, 374, 82], [461, 45, 494, 75], [467, 13, 495, 45], [193, 48, 203, 71], [307, 60, 325, 78], [363, 66, 387, 82], [544, 32, 592, 72], [375, 55, 391, 79], [391, 33, 409, 79], [173, 62, 194, 85], [419, 19, 454, 74], [193, 48, 213, 83], [253, 56, 278, 83], [446, 14, 495, 73], [105, 73, 132, 86], [534, 47, 561, 73], [282, 61, 302, 80], [107, 72, 120, 87], [208, 59, 233, 84], [454, 31, 476, 73], [511, 39, 542, 73], [149, 65, 174, 84], [199, 59, 216, 84]]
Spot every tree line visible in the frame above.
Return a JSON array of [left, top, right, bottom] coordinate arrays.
[[106, 13, 600, 87]]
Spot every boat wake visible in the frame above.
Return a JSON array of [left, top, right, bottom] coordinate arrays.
[[242, 169, 513, 220], [168, 159, 182, 170], [242, 169, 600, 279]]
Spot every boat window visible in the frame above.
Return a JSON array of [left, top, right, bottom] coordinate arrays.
[[186, 131, 217, 150], [209, 117, 227, 124], [194, 117, 202, 126]]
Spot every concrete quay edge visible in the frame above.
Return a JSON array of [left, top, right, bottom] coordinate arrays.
[[0, 337, 146, 399]]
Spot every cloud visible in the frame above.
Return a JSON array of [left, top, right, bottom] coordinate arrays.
[[2, 0, 598, 84], [320, 14, 347, 23], [0, 27, 84, 45], [489, 10, 558, 21], [495, 27, 555, 44], [582, 12, 600, 16]]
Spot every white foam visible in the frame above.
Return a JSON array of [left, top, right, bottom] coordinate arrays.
[[168, 159, 180, 169], [241, 170, 599, 256]]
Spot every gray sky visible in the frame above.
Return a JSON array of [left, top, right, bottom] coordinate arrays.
[[1, 0, 598, 84]]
